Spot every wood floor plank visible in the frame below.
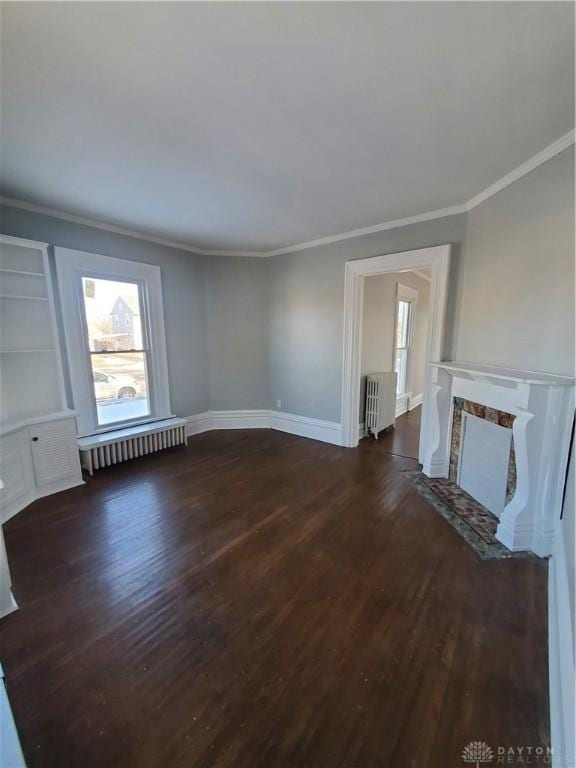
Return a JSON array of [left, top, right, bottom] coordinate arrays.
[[0, 414, 548, 767]]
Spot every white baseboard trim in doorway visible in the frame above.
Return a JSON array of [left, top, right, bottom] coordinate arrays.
[[409, 393, 423, 410], [396, 395, 409, 418], [396, 392, 422, 418], [185, 410, 342, 446], [548, 529, 575, 768]]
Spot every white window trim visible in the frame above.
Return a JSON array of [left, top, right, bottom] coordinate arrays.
[[55, 247, 172, 437], [392, 283, 418, 399]]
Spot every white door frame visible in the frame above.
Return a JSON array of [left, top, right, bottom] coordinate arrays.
[[340, 244, 451, 459]]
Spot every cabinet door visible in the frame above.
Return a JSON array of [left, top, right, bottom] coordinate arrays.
[[29, 419, 81, 487], [0, 431, 34, 521]]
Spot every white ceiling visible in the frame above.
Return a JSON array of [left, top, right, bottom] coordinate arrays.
[[1, 2, 573, 254]]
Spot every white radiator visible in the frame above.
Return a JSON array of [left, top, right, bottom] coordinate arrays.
[[78, 418, 188, 476], [365, 373, 397, 438]]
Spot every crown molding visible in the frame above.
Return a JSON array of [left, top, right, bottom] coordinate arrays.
[[264, 204, 468, 257], [464, 129, 575, 212], [0, 196, 210, 256], [1, 130, 573, 259], [0, 195, 271, 258]]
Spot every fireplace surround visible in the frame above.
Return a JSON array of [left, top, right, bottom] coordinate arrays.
[[420, 362, 575, 556]]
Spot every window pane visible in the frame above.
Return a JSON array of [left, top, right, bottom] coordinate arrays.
[[82, 277, 144, 352], [90, 352, 150, 425], [395, 348, 407, 394], [396, 300, 410, 349]]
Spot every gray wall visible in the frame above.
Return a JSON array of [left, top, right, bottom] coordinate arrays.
[[452, 145, 575, 375], [0, 205, 210, 417], [268, 214, 467, 423], [204, 256, 270, 410]]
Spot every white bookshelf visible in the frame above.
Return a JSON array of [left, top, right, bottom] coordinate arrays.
[[0, 236, 67, 428], [0, 236, 83, 525]]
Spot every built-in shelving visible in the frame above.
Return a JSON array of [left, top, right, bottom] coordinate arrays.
[[0, 236, 83, 530], [0, 235, 68, 427], [0, 243, 44, 274], [0, 408, 79, 438]]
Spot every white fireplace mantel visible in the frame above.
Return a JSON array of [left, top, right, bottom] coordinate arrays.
[[420, 361, 575, 557]]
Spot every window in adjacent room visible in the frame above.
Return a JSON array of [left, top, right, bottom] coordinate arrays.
[[393, 284, 418, 396]]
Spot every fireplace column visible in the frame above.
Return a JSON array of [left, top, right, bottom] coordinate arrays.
[[421, 364, 453, 477]]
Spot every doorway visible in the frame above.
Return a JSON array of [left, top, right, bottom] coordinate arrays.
[[340, 245, 451, 462], [359, 269, 432, 458]]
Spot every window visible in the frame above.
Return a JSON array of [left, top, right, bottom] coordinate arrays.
[[393, 284, 418, 396], [55, 248, 171, 437], [81, 277, 150, 426], [394, 300, 411, 394]]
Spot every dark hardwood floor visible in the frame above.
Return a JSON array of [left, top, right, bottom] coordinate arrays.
[[0, 414, 548, 767], [372, 404, 422, 460]]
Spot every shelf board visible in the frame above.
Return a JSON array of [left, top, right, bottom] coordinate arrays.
[[0, 409, 79, 437], [0, 268, 45, 277], [0, 348, 56, 354], [0, 294, 49, 301]]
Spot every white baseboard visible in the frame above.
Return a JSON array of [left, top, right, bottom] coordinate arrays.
[[494, 518, 554, 557], [532, 528, 555, 559], [269, 411, 342, 446], [396, 395, 409, 418], [409, 392, 423, 410], [186, 410, 342, 447], [358, 422, 366, 440], [0, 494, 34, 525], [186, 411, 212, 436], [396, 392, 423, 417], [548, 527, 575, 768], [35, 475, 85, 502], [186, 410, 270, 434], [494, 517, 533, 552], [0, 591, 18, 621], [0, 663, 26, 767], [1, 476, 85, 525], [421, 457, 450, 478], [211, 409, 270, 430]]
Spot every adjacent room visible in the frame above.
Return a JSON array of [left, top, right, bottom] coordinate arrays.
[[0, 3, 574, 767], [360, 267, 431, 457]]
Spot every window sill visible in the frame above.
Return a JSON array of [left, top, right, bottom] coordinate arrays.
[[78, 417, 187, 449]]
